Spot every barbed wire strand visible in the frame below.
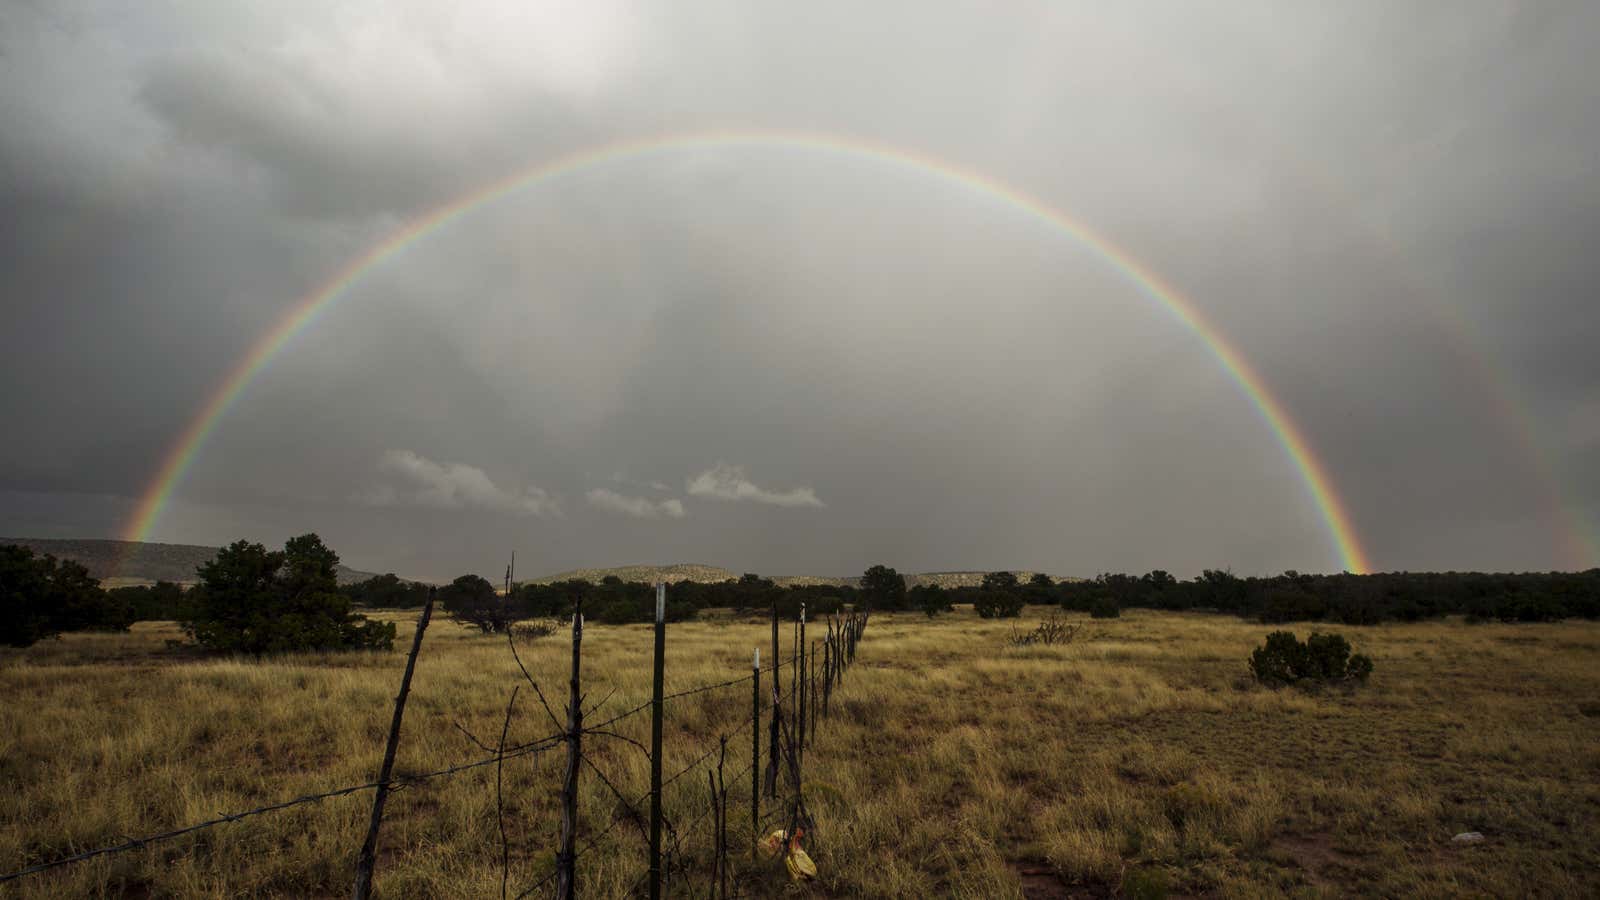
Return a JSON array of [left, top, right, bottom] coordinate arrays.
[[0, 733, 568, 884], [582, 654, 798, 735]]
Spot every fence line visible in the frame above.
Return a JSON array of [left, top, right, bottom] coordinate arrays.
[[1, 595, 871, 898], [0, 734, 567, 885]]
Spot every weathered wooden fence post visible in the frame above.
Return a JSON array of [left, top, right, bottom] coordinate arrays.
[[809, 639, 818, 745], [751, 647, 760, 858], [353, 588, 434, 900], [648, 582, 666, 900], [764, 602, 780, 798], [797, 604, 806, 761], [555, 600, 584, 900], [717, 735, 729, 900], [791, 614, 800, 763], [822, 626, 832, 718]]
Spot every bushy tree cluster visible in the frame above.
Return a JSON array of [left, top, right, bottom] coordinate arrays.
[[439, 574, 510, 633], [913, 584, 953, 618], [522, 575, 846, 626], [1, 544, 133, 646], [1046, 568, 1600, 624], [870, 570, 1037, 618], [1249, 631, 1373, 685], [106, 581, 186, 622], [860, 565, 906, 610], [973, 591, 1026, 619], [341, 573, 432, 609], [180, 535, 395, 654], [433, 569, 863, 634]]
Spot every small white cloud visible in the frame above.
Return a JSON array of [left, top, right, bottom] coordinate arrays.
[[685, 463, 824, 508], [363, 450, 561, 517], [586, 488, 687, 519]]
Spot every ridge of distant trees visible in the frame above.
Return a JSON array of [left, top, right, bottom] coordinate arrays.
[[441, 572, 855, 631], [878, 568, 1600, 624], [847, 566, 1600, 624], [8, 536, 1600, 650], [376, 563, 1600, 628], [442, 564, 1600, 630]]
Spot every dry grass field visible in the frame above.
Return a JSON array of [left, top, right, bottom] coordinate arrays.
[[2, 608, 1598, 898]]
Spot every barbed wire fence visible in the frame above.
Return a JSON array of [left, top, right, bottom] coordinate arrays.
[[0, 584, 872, 898]]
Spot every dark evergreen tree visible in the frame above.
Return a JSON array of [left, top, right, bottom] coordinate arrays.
[[439, 573, 510, 633], [181, 535, 394, 653], [860, 565, 908, 610]]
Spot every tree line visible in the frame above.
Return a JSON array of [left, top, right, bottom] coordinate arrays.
[[6, 536, 1599, 651], [1, 536, 394, 651], [434, 571, 854, 633], [829, 564, 1600, 624]]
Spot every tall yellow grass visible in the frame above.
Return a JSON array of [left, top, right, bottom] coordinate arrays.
[[2, 609, 1597, 897]]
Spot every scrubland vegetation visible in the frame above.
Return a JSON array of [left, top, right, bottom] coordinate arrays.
[[3, 607, 1597, 897]]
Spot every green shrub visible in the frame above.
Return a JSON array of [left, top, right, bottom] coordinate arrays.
[[973, 590, 1024, 618], [1089, 597, 1121, 619], [1346, 652, 1374, 680], [1249, 630, 1372, 686]]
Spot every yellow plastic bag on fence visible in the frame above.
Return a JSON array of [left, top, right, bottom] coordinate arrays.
[[761, 828, 818, 881]]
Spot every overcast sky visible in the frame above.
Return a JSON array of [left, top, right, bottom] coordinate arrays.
[[3, 1, 1598, 581]]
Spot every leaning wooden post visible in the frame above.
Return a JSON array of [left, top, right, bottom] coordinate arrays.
[[556, 600, 584, 900], [797, 603, 807, 761], [648, 582, 666, 900], [831, 617, 841, 688], [809, 640, 818, 745], [717, 735, 729, 900], [764, 601, 780, 797], [706, 770, 720, 895], [791, 614, 800, 762], [751, 647, 760, 858], [353, 589, 434, 900], [822, 629, 832, 718]]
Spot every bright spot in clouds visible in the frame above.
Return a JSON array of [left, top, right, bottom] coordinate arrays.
[[686, 463, 824, 508], [363, 450, 561, 517], [586, 488, 686, 519]]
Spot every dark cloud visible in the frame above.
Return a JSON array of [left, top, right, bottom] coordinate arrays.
[[2, 1, 1597, 580]]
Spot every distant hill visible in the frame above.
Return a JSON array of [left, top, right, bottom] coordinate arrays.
[[1, 538, 380, 587], [529, 563, 740, 585], [530, 564, 1077, 588], [772, 571, 1078, 588]]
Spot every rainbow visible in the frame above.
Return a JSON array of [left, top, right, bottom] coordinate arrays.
[[120, 129, 1373, 573]]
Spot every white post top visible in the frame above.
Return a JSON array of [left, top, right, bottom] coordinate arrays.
[[655, 582, 666, 623], [754, 647, 760, 669], [800, 603, 806, 624]]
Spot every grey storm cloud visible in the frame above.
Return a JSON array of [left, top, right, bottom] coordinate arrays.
[[3, 1, 1599, 581]]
